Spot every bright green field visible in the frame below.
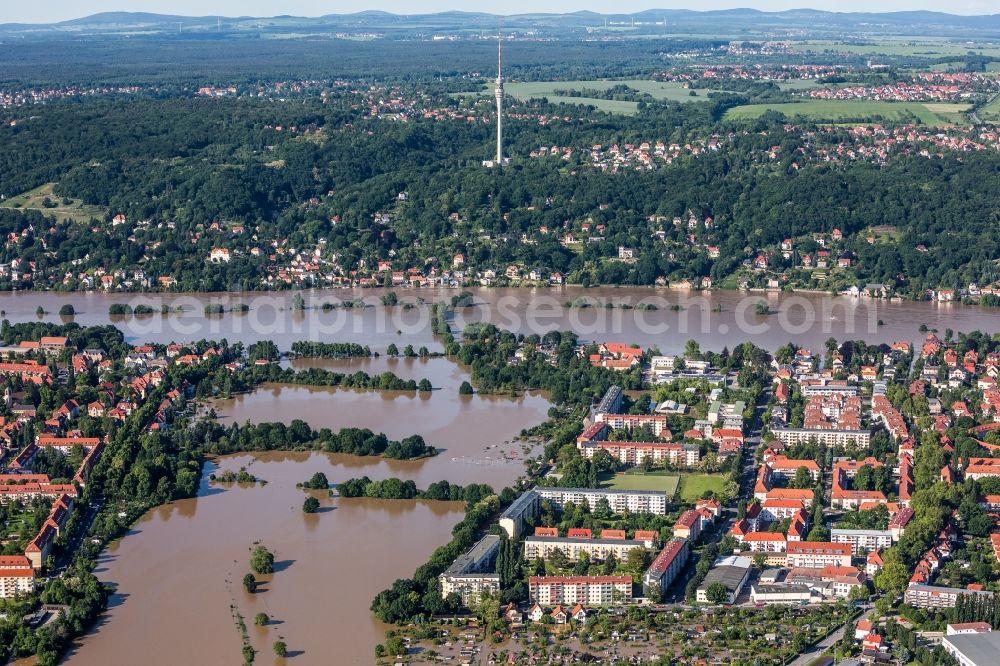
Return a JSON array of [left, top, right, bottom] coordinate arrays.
[[724, 100, 968, 126], [677, 474, 727, 502], [603, 472, 680, 496]]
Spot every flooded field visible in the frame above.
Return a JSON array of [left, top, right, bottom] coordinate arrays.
[[68, 355, 550, 664], [66, 453, 466, 665]]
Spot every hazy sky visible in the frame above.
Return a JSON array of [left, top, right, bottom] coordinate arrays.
[[3, 1, 997, 24]]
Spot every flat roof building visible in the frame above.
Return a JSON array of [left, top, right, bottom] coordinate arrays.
[[696, 555, 752, 604], [524, 536, 646, 563], [942, 631, 1000, 666], [499, 490, 541, 539], [439, 535, 502, 606], [535, 487, 669, 515]]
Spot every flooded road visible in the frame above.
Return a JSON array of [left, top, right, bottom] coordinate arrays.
[[66, 453, 465, 666], [3, 286, 996, 354]]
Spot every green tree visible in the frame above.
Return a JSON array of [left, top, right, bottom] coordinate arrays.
[[250, 545, 275, 575], [705, 582, 729, 603], [254, 612, 269, 626], [243, 573, 257, 593], [272, 641, 287, 657], [459, 381, 474, 395], [303, 496, 320, 513]]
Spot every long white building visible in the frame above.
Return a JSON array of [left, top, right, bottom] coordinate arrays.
[[524, 536, 646, 562], [535, 487, 669, 515], [528, 575, 633, 606]]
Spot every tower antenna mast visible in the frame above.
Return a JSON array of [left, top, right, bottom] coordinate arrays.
[[494, 22, 505, 165]]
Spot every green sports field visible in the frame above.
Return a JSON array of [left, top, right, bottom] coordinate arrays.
[[677, 474, 727, 502], [603, 472, 680, 495]]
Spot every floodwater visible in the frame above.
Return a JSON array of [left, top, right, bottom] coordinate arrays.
[[27, 286, 1000, 664], [3, 286, 997, 354], [65, 452, 466, 666], [214, 357, 552, 488], [67, 356, 550, 665]]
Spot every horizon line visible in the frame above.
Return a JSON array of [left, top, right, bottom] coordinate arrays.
[[6, 6, 1000, 26]]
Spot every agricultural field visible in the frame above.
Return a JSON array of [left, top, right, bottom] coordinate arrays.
[[0, 182, 107, 223], [603, 471, 680, 496], [788, 39, 1000, 58], [677, 473, 726, 502], [981, 94, 1000, 122], [724, 99, 969, 126]]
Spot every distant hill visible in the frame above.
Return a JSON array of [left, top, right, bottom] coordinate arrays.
[[1, 8, 999, 39]]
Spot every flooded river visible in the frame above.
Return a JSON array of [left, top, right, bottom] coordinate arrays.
[[66, 453, 466, 666], [24, 286, 1000, 664], [67, 356, 550, 665], [4, 286, 997, 354]]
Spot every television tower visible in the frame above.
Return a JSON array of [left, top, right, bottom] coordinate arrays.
[[494, 31, 505, 165]]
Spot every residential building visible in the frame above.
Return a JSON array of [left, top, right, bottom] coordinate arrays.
[[831, 529, 893, 554], [673, 509, 702, 540], [535, 488, 669, 515], [499, 491, 541, 539], [438, 535, 502, 605], [0, 568, 34, 598], [643, 538, 689, 597], [528, 576, 633, 606], [524, 536, 646, 562], [580, 440, 700, 467], [785, 542, 853, 568], [905, 583, 995, 610], [771, 428, 870, 448]]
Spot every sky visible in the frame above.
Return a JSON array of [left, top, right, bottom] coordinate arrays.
[[2, 1, 996, 24]]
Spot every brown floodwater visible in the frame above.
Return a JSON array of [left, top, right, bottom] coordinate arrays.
[[214, 357, 551, 488], [65, 452, 466, 666], [67, 357, 550, 665], [3, 286, 997, 354], [21, 287, 999, 664]]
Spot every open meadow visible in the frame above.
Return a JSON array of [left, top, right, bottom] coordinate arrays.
[[0, 182, 107, 223], [724, 99, 970, 125]]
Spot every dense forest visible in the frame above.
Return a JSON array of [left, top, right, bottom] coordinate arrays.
[[0, 27, 997, 298]]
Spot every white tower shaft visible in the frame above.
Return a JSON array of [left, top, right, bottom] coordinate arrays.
[[495, 33, 504, 165]]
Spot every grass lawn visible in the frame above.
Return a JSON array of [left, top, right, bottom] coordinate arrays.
[[724, 100, 967, 126], [530, 95, 639, 115], [678, 474, 727, 502], [603, 471, 680, 496], [981, 94, 1000, 122], [1, 182, 107, 223]]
